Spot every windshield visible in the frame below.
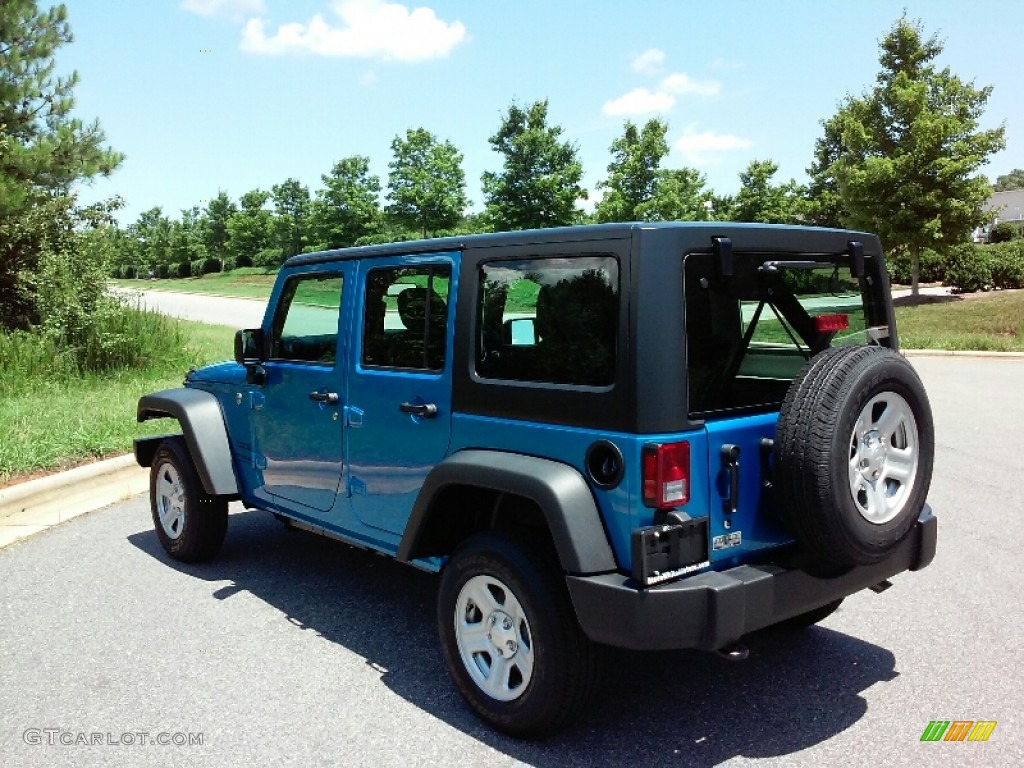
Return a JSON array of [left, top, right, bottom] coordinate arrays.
[[685, 252, 889, 418]]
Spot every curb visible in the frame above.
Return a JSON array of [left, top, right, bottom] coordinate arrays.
[[0, 454, 148, 550], [903, 349, 1024, 360]]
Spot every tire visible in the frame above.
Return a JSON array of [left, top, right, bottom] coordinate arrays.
[[775, 598, 844, 630], [150, 437, 228, 562], [774, 345, 934, 566], [437, 532, 597, 738]]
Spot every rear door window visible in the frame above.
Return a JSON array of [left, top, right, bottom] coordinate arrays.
[[685, 252, 885, 417]]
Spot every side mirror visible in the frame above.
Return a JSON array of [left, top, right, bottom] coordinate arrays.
[[234, 328, 265, 365], [502, 317, 536, 346]]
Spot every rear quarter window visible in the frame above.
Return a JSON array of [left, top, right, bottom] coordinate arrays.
[[475, 256, 619, 387]]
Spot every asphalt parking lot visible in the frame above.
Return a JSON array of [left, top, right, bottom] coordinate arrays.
[[1, 356, 1022, 767]]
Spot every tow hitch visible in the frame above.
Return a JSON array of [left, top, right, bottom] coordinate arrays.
[[714, 642, 749, 662]]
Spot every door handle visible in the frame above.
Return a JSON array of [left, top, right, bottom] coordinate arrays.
[[399, 402, 438, 418], [309, 391, 339, 405], [721, 444, 740, 515]]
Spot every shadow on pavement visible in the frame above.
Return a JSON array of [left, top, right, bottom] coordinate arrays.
[[128, 509, 898, 767], [891, 293, 963, 307]]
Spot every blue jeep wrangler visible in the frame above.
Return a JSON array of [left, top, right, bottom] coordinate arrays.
[[135, 222, 936, 736]]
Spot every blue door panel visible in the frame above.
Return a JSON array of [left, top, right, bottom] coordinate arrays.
[[249, 263, 353, 515], [346, 253, 459, 536], [703, 412, 792, 566]]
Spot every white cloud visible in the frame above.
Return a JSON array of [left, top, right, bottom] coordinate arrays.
[[240, 0, 467, 61], [181, 0, 265, 19], [660, 72, 721, 97], [674, 127, 752, 164], [602, 88, 675, 116], [631, 48, 665, 76]]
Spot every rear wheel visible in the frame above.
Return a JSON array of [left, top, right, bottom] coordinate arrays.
[[437, 532, 597, 737], [150, 437, 228, 562]]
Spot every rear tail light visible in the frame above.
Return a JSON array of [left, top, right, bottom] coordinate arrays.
[[642, 441, 690, 509], [814, 313, 849, 332]]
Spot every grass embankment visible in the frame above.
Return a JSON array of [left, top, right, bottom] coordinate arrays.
[[114, 267, 277, 300], [894, 290, 1024, 352], [0, 316, 234, 485]]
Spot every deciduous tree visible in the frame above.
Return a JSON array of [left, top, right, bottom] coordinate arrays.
[[993, 169, 1024, 192], [313, 156, 382, 247], [481, 100, 586, 231], [271, 178, 311, 259], [732, 159, 805, 224], [226, 190, 273, 263], [639, 167, 714, 222], [811, 15, 1005, 294], [386, 130, 466, 238], [595, 119, 669, 222], [202, 191, 236, 262]]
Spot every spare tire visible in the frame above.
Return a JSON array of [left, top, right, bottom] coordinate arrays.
[[774, 345, 934, 566]]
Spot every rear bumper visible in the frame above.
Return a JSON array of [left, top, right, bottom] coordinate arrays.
[[567, 505, 936, 651]]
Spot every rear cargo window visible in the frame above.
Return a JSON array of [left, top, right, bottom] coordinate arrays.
[[685, 252, 884, 417]]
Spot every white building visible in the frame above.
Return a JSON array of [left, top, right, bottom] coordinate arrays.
[[974, 189, 1024, 242]]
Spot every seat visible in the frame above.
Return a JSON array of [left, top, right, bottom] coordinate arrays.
[[534, 274, 616, 386], [396, 286, 448, 369]]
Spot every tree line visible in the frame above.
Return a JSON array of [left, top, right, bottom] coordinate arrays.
[[102, 109, 816, 281], [1, 4, 1013, 348]]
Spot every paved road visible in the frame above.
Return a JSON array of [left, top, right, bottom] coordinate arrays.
[[1, 358, 1022, 767], [123, 290, 407, 331], [119, 289, 268, 329]]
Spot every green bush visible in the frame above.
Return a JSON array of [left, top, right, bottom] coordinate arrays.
[[990, 241, 1024, 289], [886, 247, 945, 285], [944, 244, 993, 293], [155, 263, 170, 279], [201, 257, 222, 275], [235, 254, 253, 268], [190, 259, 204, 277], [990, 222, 1017, 243], [254, 248, 284, 268], [120, 264, 137, 279], [221, 257, 237, 272], [175, 261, 191, 278], [0, 303, 195, 392]]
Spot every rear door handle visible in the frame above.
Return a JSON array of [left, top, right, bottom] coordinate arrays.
[[721, 444, 740, 515], [309, 391, 339, 405], [399, 402, 438, 418]]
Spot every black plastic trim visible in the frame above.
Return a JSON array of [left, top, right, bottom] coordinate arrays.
[[566, 505, 936, 651], [136, 388, 240, 496], [584, 440, 625, 489], [397, 450, 618, 575]]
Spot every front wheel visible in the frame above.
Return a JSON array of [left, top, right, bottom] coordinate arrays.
[[150, 437, 228, 562], [437, 532, 597, 737]]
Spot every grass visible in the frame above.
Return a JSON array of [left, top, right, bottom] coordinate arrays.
[[113, 267, 277, 300], [0, 319, 235, 485], [895, 289, 1024, 351]]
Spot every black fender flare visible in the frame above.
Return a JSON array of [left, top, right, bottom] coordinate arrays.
[[397, 450, 618, 575], [135, 388, 239, 497]]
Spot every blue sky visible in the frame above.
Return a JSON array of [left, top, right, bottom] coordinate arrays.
[[59, 0, 1021, 225]]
